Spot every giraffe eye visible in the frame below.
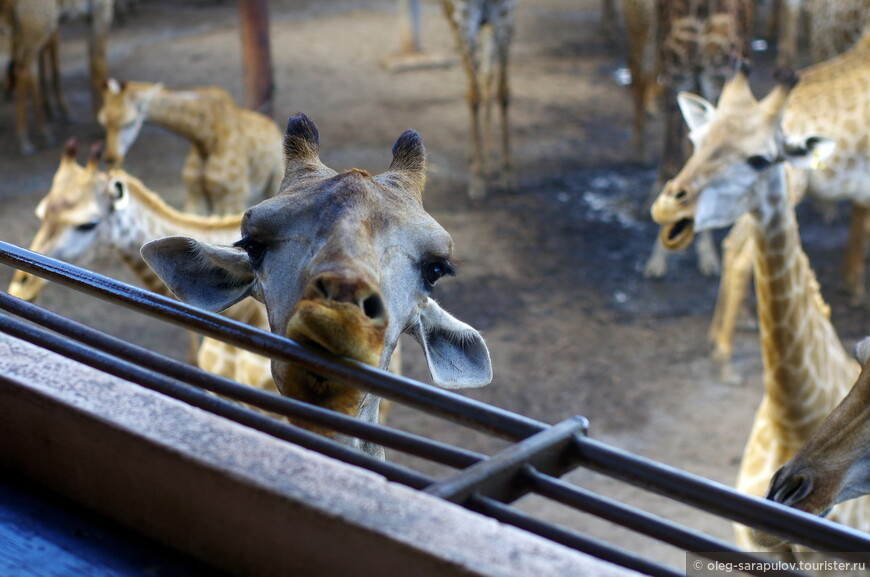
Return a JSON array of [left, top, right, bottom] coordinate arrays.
[[76, 219, 100, 232], [422, 259, 454, 288], [235, 235, 267, 267], [747, 155, 772, 171]]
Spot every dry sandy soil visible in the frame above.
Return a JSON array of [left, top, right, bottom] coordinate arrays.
[[0, 0, 867, 572]]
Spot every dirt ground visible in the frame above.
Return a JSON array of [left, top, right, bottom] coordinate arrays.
[[1, 0, 867, 571]]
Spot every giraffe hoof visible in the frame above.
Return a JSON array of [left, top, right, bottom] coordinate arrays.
[[19, 139, 36, 156], [468, 175, 487, 200]]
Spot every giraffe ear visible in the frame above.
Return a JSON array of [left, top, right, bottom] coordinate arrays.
[[107, 176, 130, 211], [376, 130, 427, 200], [855, 337, 870, 366], [678, 92, 717, 133], [783, 135, 836, 170], [141, 237, 255, 312]]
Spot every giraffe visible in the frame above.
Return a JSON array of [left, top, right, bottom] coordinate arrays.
[[142, 113, 493, 459], [642, 0, 754, 279], [706, 30, 870, 374], [649, 68, 870, 550], [439, 0, 516, 199], [97, 79, 284, 216], [775, 0, 870, 69], [755, 336, 870, 548], [6, 139, 277, 404], [2, 0, 63, 155]]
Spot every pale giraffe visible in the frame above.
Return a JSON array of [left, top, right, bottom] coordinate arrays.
[[755, 336, 870, 548], [98, 79, 284, 216], [2, 0, 63, 155], [142, 113, 493, 459], [439, 0, 515, 199], [6, 140, 277, 404], [642, 0, 754, 279], [707, 31, 870, 373], [650, 68, 870, 550]]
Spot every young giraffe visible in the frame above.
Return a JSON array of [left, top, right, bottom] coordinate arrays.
[[6, 140, 277, 401], [650, 69, 870, 550], [142, 113, 493, 458], [642, 0, 754, 279], [439, 0, 515, 199], [98, 79, 284, 216], [756, 335, 870, 548], [707, 31, 870, 372]]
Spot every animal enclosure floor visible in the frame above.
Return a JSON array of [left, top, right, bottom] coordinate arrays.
[[0, 0, 867, 572]]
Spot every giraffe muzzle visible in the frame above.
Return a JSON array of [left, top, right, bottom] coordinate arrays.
[[275, 272, 389, 415], [658, 217, 695, 252]]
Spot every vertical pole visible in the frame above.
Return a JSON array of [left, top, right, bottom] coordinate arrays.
[[397, 0, 422, 55], [239, 0, 274, 116]]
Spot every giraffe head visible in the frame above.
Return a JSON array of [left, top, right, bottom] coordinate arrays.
[[650, 69, 836, 247], [8, 138, 117, 301], [142, 114, 492, 454], [98, 79, 161, 168], [753, 337, 870, 547]]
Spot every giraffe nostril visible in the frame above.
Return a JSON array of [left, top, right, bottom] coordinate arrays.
[[362, 294, 386, 321], [674, 189, 687, 201]]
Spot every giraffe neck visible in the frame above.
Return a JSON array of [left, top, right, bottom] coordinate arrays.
[[750, 166, 857, 446], [141, 86, 227, 149], [107, 173, 242, 296]]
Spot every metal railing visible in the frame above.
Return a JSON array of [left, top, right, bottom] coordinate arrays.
[[1, 240, 868, 577]]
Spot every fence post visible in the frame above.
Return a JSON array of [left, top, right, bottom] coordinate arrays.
[[239, 0, 274, 116]]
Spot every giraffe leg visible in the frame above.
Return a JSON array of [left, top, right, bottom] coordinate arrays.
[[643, 237, 670, 279], [13, 60, 41, 155], [694, 229, 721, 277], [40, 31, 69, 122], [479, 24, 496, 178], [450, 23, 486, 199], [88, 0, 113, 115], [494, 18, 512, 175], [844, 203, 868, 306], [464, 61, 486, 199], [708, 216, 754, 369], [47, 31, 69, 122]]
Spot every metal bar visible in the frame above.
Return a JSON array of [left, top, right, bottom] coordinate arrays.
[[522, 467, 810, 577], [238, 0, 274, 116], [0, 309, 434, 491], [0, 291, 482, 471], [468, 494, 684, 577], [425, 417, 587, 503], [2, 243, 866, 559], [572, 436, 870, 553], [0, 242, 547, 442]]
